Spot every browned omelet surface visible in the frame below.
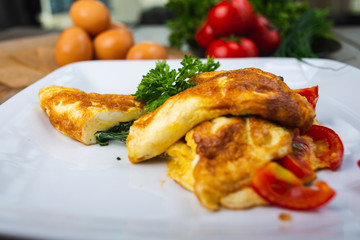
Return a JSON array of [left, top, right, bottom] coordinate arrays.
[[167, 116, 293, 210], [127, 68, 315, 163], [39, 86, 146, 144]]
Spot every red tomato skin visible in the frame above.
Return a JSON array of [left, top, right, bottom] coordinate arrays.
[[206, 39, 247, 58], [208, 1, 240, 37], [195, 21, 216, 49], [226, 41, 248, 57], [294, 86, 319, 110], [252, 162, 336, 210], [232, 0, 255, 33], [249, 14, 281, 56], [206, 39, 229, 58], [240, 38, 259, 57], [277, 136, 317, 184], [301, 125, 344, 170]]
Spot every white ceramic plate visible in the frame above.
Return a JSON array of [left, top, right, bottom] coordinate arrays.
[[0, 58, 360, 240]]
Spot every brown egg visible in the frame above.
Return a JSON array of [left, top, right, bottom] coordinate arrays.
[[126, 42, 168, 60], [70, 0, 110, 36], [110, 22, 133, 37], [55, 26, 93, 66], [93, 29, 134, 60]]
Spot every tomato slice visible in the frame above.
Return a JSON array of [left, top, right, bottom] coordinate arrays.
[[294, 86, 319, 110], [301, 124, 344, 170], [252, 162, 336, 210], [277, 137, 317, 184]]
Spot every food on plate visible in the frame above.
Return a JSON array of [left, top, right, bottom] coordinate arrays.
[[125, 61, 343, 211], [70, 0, 110, 36], [126, 42, 168, 60], [166, 116, 293, 210], [94, 29, 134, 60], [126, 68, 315, 163], [39, 86, 146, 144], [39, 55, 344, 212], [55, 26, 93, 66], [133, 55, 220, 112], [252, 162, 335, 210]]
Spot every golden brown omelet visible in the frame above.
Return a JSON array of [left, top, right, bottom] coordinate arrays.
[[166, 116, 294, 211], [39, 86, 146, 144], [127, 68, 315, 163]]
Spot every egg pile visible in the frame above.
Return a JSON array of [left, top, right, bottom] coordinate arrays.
[[56, 0, 168, 66]]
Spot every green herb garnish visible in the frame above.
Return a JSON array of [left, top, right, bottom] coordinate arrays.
[[166, 0, 218, 49], [133, 55, 220, 112], [166, 0, 335, 59], [95, 120, 134, 146], [96, 55, 220, 146], [274, 9, 334, 58], [250, 0, 311, 36]]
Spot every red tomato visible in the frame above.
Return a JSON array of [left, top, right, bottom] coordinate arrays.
[[232, 0, 255, 31], [239, 38, 258, 57], [294, 86, 319, 110], [301, 125, 344, 170], [206, 39, 247, 58], [249, 14, 281, 56], [277, 136, 317, 184], [208, 0, 254, 37], [206, 39, 228, 58], [252, 162, 336, 210], [208, 1, 239, 37], [195, 21, 216, 49]]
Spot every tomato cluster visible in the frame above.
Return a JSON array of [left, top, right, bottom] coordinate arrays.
[[195, 0, 281, 58]]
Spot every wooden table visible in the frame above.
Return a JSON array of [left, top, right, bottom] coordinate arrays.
[[0, 26, 188, 104], [0, 33, 59, 104]]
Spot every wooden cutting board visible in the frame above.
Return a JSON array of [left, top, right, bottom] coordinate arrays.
[[0, 33, 187, 104]]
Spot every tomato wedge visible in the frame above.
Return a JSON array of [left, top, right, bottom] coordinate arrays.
[[277, 136, 317, 184], [252, 162, 336, 210], [301, 124, 344, 170], [294, 86, 319, 110]]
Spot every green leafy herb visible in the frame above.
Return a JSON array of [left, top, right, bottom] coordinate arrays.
[[95, 120, 134, 146], [96, 55, 220, 146], [116, 157, 121, 160], [166, 0, 335, 59], [133, 55, 220, 112], [274, 9, 334, 58], [166, 0, 218, 49], [250, 0, 310, 35]]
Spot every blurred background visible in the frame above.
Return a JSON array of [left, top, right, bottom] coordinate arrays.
[[1, 0, 360, 104], [0, 0, 360, 38]]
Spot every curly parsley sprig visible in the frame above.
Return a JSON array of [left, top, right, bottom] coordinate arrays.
[[96, 55, 220, 146], [134, 55, 220, 112]]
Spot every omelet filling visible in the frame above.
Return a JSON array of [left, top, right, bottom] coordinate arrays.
[[166, 116, 294, 211]]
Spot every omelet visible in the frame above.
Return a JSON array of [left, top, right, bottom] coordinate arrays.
[[39, 86, 146, 144], [166, 116, 293, 211], [127, 68, 315, 163]]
